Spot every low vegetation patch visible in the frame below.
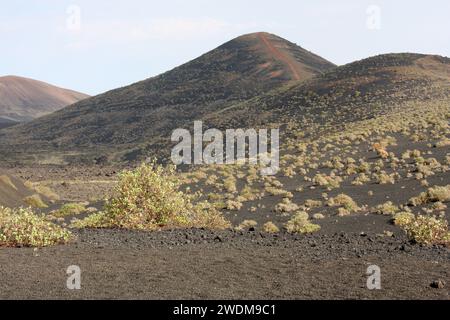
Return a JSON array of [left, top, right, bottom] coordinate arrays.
[[262, 221, 280, 233], [395, 213, 450, 246], [235, 220, 258, 231], [327, 194, 359, 215], [53, 203, 87, 217], [409, 185, 450, 206], [285, 211, 321, 234], [72, 162, 230, 231], [0, 207, 72, 247]]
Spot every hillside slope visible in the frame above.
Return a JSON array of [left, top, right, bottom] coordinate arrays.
[[0, 76, 89, 123], [204, 53, 450, 135], [0, 32, 335, 163]]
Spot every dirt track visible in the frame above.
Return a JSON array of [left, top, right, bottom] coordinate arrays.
[[1, 229, 449, 300]]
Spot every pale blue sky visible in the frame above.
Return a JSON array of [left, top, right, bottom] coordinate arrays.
[[1, 0, 449, 95]]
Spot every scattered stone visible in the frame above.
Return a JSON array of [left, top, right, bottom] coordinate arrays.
[[430, 279, 446, 289]]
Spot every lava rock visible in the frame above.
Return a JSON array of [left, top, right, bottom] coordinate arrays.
[[430, 279, 446, 289]]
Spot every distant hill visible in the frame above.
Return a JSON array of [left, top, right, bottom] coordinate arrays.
[[0, 32, 336, 164], [0, 75, 89, 123]]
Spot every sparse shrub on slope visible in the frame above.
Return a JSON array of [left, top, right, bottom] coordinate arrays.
[[285, 211, 321, 234], [0, 207, 72, 247], [263, 221, 280, 233], [327, 194, 360, 215], [409, 185, 450, 206], [72, 162, 230, 230]]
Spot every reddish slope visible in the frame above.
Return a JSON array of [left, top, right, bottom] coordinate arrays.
[[258, 32, 301, 80]]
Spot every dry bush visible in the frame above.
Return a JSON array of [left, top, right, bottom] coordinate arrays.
[[409, 185, 450, 206], [235, 220, 258, 231], [262, 221, 280, 233], [285, 211, 321, 234], [313, 174, 342, 189], [374, 201, 399, 215], [275, 198, 299, 213], [327, 194, 359, 213], [225, 200, 243, 211]]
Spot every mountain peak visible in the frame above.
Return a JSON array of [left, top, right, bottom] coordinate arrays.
[[218, 32, 335, 82]]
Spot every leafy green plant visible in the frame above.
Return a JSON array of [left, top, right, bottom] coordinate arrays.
[[72, 162, 230, 230], [397, 214, 450, 245], [0, 207, 72, 247]]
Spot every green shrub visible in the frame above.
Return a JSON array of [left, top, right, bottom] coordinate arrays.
[[72, 162, 230, 231], [398, 214, 450, 245], [0, 207, 72, 247]]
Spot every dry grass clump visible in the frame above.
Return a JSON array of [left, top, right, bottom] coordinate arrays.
[[0, 207, 72, 247], [262, 221, 280, 233], [409, 185, 450, 206], [23, 194, 48, 208], [264, 186, 292, 198], [312, 213, 325, 220], [313, 174, 342, 189], [304, 199, 323, 208], [285, 211, 321, 234], [374, 172, 396, 184], [327, 194, 359, 215], [396, 214, 450, 245], [352, 173, 370, 185], [223, 176, 237, 193], [225, 200, 243, 211], [275, 198, 299, 213], [435, 138, 450, 148], [374, 201, 399, 215], [235, 220, 258, 231], [72, 162, 230, 231]]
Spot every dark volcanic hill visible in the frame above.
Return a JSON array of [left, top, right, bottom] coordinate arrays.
[[0, 32, 335, 164], [204, 53, 450, 136], [0, 76, 89, 124]]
